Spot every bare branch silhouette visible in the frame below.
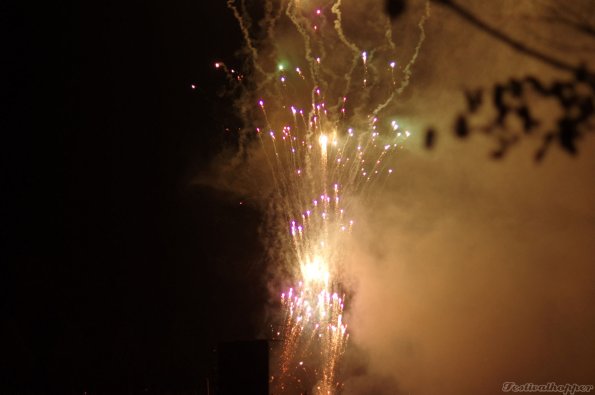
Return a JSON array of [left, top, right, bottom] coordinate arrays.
[[432, 0, 577, 73]]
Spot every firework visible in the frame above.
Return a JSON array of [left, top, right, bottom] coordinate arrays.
[[222, 1, 429, 393]]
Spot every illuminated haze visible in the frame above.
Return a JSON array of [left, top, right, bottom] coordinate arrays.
[[207, 1, 595, 394]]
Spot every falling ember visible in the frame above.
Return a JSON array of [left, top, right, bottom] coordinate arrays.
[[224, 0, 428, 393]]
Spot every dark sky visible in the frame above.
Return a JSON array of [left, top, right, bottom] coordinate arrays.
[[3, 1, 267, 392]]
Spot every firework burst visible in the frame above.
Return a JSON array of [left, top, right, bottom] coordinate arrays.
[[221, 0, 430, 393]]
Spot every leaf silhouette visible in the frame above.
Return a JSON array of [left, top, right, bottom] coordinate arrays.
[[425, 128, 436, 149], [464, 89, 483, 113], [558, 118, 579, 155], [385, 0, 406, 18], [455, 115, 469, 138]]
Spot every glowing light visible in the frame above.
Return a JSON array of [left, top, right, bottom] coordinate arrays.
[[318, 134, 328, 147], [301, 256, 330, 286]]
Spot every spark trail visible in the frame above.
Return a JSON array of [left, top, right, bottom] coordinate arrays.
[[222, 1, 430, 393]]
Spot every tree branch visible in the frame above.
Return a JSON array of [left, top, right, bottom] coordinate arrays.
[[434, 0, 578, 73]]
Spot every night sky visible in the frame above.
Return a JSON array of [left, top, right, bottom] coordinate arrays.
[[3, 1, 266, 392]]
